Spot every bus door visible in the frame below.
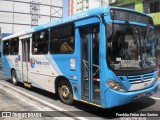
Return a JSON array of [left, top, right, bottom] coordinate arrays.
[[81, 24, 100, 103], [21, 38, 31, 87]]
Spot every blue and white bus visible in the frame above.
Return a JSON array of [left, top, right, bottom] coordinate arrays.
[[1, 7, 158, 108]]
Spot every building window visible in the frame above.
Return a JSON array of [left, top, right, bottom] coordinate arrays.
[[3, 40, 10, 55], [50, 23, 75, 54], [10, 37, 19, 55], [143, 1, 149, 14], [120, 3, 135, 10], [32, 30, 49, 55], [149, 2, 160, 13]]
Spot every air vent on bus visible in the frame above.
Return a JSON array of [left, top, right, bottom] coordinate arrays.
[[127, 72, 154, 84]]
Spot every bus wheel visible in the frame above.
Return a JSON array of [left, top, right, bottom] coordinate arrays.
[[11, 70, 18, 85], [58, 80, 74, 105]]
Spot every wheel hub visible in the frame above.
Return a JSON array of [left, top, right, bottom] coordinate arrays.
[[12, 76, 16, 83], [61, 85, 70, 99]]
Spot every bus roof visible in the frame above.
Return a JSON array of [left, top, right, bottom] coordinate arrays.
[[2, 6, 152, 41]]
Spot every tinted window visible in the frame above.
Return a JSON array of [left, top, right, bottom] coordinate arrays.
[[10, 37, 19, 55], [32, 30, 49, 55], [110, 9, 153, 25], [150, 2, 160, 13], [50, 24, 75, 54], [106, 24, 157, 70], [3, 40, 10, 55]]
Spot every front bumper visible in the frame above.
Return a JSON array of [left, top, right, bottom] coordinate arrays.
[[104, 80, 159, 108]]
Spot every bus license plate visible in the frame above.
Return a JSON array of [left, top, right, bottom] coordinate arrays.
[[138, 93, 146, 98]]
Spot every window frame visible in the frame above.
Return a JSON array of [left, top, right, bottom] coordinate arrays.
[[149, 1, 160, 13], [50, 23, 75, 54], [3, 40, 10, 55], [10, 37, 19, 55], [32, 29, 49, 55]]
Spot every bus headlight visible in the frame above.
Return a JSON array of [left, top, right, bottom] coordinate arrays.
[[106, 80, 127, 92]]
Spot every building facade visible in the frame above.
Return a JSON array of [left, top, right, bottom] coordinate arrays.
[[68, 0, 111, 16], [0, 0, 63, 34], [110, 0, 160, 40]]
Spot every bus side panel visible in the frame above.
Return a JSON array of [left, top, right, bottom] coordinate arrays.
[[28, 73, 56, 93], [2, 55, 22, 80], [1, 42, 10, 78], [52, 54, 80, 100], [2, 56, 11, 78], [2, 56, 15, 78], [10, 55, 22, 82], [29, 55, 62, 93]]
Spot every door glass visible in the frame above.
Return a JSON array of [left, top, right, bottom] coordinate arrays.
[[22, 39, 30, 82], [81, 25, 100, 103], [22, 40, 30, 62], [27, 40, 30, 62], [22, 41, 26, 62], [92, 25, 100, 102], [81, 27, 89, 100]]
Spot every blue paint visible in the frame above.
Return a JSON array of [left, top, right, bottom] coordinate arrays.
[[1, 33, 12, 38], [104, 81, 158, 108]]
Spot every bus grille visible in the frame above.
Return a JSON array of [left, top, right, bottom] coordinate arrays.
[[127, 72, 154, 84], [126, 72, 155, 91]]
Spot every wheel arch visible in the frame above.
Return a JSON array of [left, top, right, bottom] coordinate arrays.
[[11, 68, 16, 76], [55, 75, 72, 94], [11, 68, 19, 85]]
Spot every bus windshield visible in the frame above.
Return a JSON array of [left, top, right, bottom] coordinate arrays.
[[107, 23, 157, 71]]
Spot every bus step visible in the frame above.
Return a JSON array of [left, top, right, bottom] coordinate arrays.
[[24, 81, 32, 88]]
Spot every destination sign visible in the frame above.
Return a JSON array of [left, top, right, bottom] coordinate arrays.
[[110, 9, 153, 25]]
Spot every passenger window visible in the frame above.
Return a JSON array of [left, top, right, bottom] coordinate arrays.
[[3, 40, 10, 55], [32, 30, 49, 55], [10, 37, 19, 55], [50, 23, 75, 54]]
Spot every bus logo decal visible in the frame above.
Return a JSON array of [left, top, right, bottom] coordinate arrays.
[[30, 57, 51, 68], [30, 57, 36, 68], [144, 83, 148, 87]]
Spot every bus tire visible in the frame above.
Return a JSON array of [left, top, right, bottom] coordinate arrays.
[[11, 70, 18, 86], [58, 80, 74, 105]]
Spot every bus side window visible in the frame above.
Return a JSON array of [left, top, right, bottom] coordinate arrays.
[[32, 30, 49, 55], [50, 23, 75, 54], [3, 40, 10, 55], [10, 37, 19, 55], [50, 28, 60, 53]]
